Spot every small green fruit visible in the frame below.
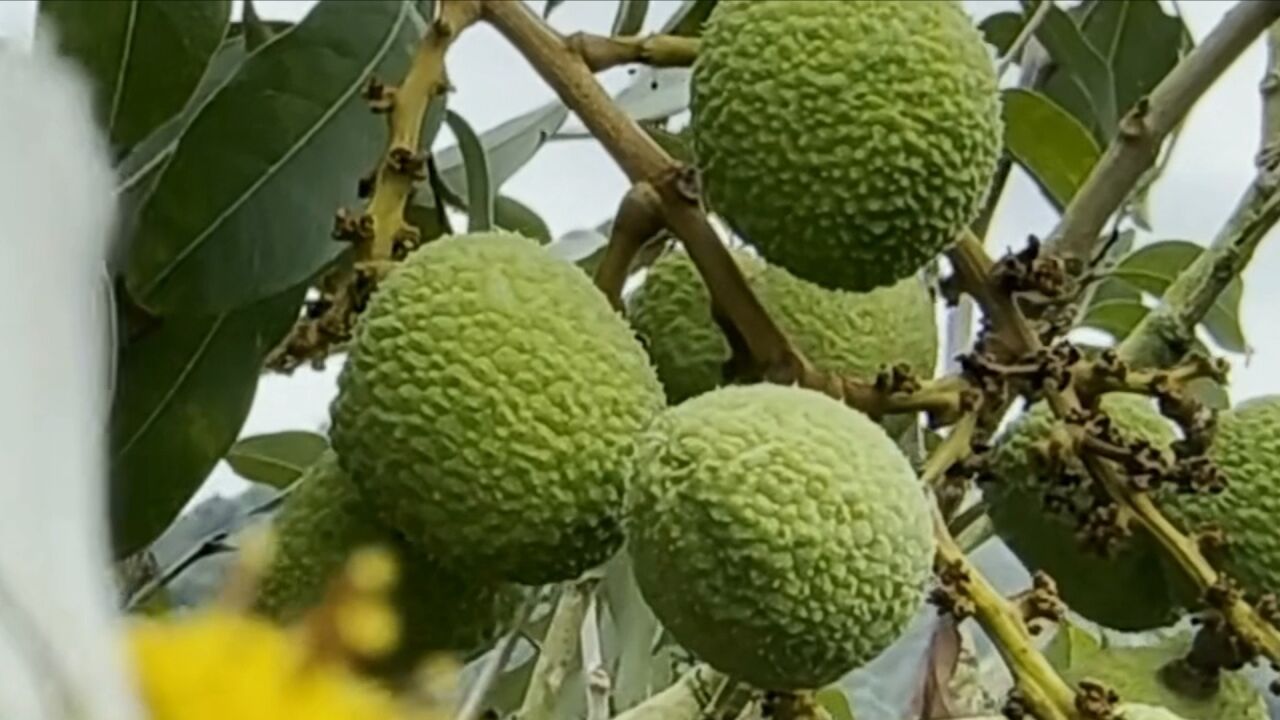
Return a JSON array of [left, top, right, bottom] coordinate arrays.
[[329, 231, 666, 585], [253, 452, 520, 678], [1164, 395, 1280, 600], [981, 393, 1184, 631], [691, 0, 1002, 291], [625, 384, 935, 690], [626, 247, 938, 407], [1116, 705, 1193, 720]]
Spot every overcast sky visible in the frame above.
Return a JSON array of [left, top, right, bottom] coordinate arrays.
[[1, 0, 1276, 505]]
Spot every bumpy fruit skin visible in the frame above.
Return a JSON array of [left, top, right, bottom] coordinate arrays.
[[1164, 395, 1280, 599], [329, 231, 666, 585], [626, 248, 938, 406], [691, 0, 1002, 292], [981, 394, 1183, 631], [253, 452, 520, 678], [625, 384, 935, 690], [1116, 705, 1192, 720]]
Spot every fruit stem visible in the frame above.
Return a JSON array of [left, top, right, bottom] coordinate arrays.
[[921, 411, 978, 487], [516, 578, 598, 720], [266, 0, 480, 373], [1118, 21, 1280, 370], [931, 502, 1078, 720], [594, 182, 666, 311], [566, 32, 700, 73], [1043, 0, 1280, 262]]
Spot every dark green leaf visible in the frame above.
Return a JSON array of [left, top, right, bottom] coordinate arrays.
[[1033, 3, 1118, 140], [661, 0, 717, 37], [125, 0, 421, 315], [444, 110, 494, 233], [225, 430, 329, 489], [229, 18, 295, 39], [109, 285, 305, 558], [437, 100, 569, 201], [1106, 240, 1248, 353], [36, 0, 231, 157], [1076, 0, 1186, 119], [494, 196, 551, 244], [1080, 298, 1148, 341], [980, 11, 1024, 56], [543, 0, 566, 19], [240, 0, 276, 50], [422, 93, 449, 151], [404, 201, 451, 245], [113, 36, 250, 272], [611, 0, 649, 37], [815, 687, 856, 720], [1002, 88, 1101, 210]]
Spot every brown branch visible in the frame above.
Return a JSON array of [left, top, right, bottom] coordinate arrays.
[[482, 0, 805, 379], [593, 183, 665, 311], [1044, 0, 1280, 262], [567, 32, 699, 73]]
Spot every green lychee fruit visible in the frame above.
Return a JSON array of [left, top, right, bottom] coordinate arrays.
[[625, 383, 935, 690], [691, 0, 1003, 292], [329, 231, 666, 586], [980, 393, 1184, 631], [625, 247, 938, 407], [1163, 395, 1280, 601], [1116, 705, 1193, 720], [253, 451, 521, 678]]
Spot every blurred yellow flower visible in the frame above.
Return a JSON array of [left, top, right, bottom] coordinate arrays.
[[127, 610, 438, 720]]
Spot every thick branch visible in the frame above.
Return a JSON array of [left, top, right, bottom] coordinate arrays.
[[567, 32, 699, 73], [1119, 21, 1280, 369], [1044, 0, 1280, 261]]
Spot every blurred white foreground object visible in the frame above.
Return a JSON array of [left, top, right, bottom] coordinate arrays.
[[0, 34, 142, 720]]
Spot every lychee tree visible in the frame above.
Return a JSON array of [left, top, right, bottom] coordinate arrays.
[[35, 0, 1280, 718]]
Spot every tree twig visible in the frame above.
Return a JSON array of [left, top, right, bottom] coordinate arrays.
[[266, 0, 481, 373], [1044, 0, 1280, 262], [1119, 20, 1280, 369], [567, 32, 699, 73], [593, 183, 665, 310], [932, 501, 1077, 720]]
